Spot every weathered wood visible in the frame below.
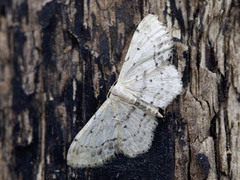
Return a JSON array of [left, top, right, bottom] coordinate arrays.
[[0, 0, 239, 179]]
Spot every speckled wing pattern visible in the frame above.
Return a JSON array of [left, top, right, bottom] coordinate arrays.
[[116, 97, 158, 157], [67, 96, 158, 168], [118, 14, 182, 109], [67, 99, 118, 167], [67, 14, 182, 168]]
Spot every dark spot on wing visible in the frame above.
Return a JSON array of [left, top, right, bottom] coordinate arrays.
[[124, 107, 136, 121], [153, 51, 156, 61], [158, 55, 163, 61], [150, 79, 152, 82], [97, 149, 102, 155], [134, 101, 140, 106], [137, 48, 140, 50], [158, 42, 163, 49], [143, 71, 147, 76]]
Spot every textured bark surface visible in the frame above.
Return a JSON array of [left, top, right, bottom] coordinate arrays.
[[0, 0, 239, 179]]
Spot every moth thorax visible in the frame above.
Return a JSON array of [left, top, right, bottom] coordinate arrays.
[[110, 83, 137, 105]]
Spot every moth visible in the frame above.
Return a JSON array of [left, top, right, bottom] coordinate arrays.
[[67, 14, 182, 168]]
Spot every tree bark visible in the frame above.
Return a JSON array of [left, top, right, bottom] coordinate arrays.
[[0, 0, 239, 179]]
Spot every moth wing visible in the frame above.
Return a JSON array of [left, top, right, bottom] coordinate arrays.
[[118, 14, 182, 109], [67, 99, 118, 168], [125, 64, 182, 109], [113, 97, 158, 157], [118, 14, 173, 83], [67, 95, 159, 168]]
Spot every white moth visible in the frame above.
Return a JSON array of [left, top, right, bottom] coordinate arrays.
[[67, 14, 182, 168]]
